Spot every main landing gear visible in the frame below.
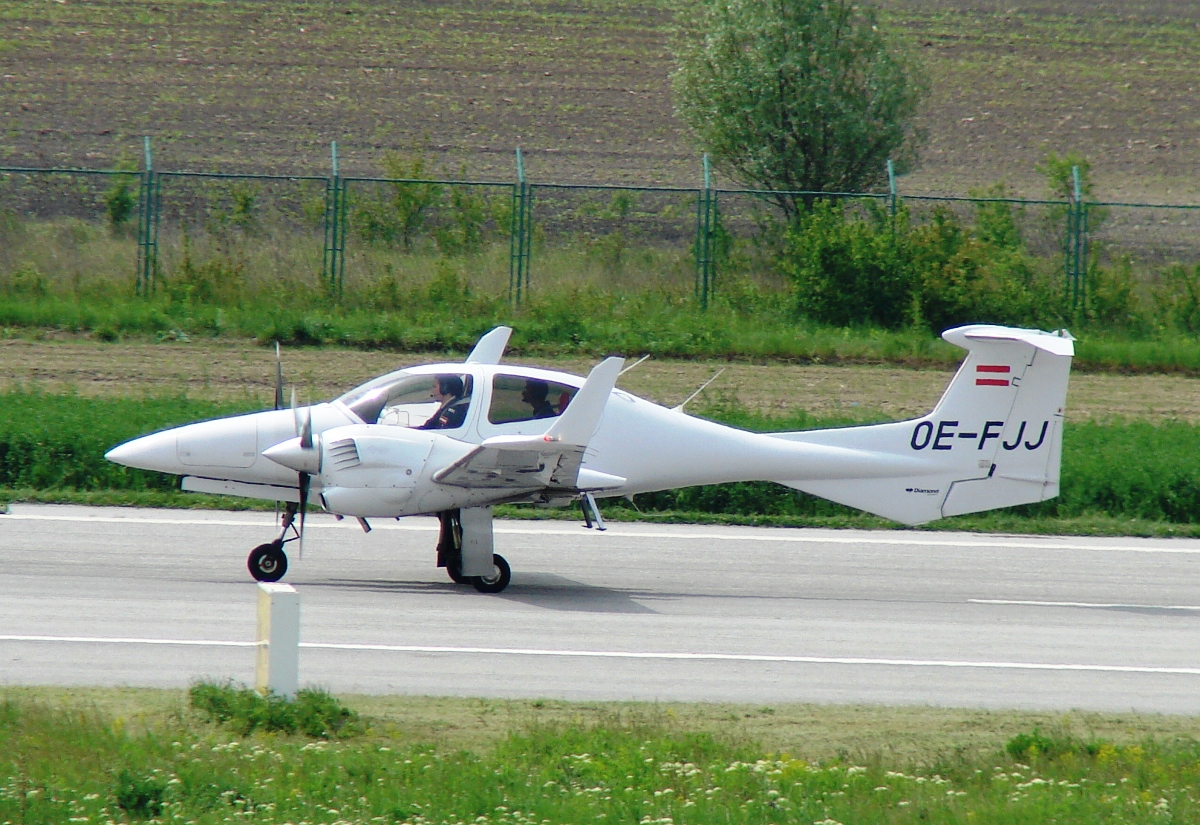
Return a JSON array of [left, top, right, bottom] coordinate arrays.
[[436, 508, 511, 593], [247, 501, 301, 583]]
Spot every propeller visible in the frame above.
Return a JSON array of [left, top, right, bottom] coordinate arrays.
[[262, 365, 319, 561], [266, 388, 320, 559], [273, 342, 285, 525], [296, 404, 313, 558], [273, 341, 285, 410]]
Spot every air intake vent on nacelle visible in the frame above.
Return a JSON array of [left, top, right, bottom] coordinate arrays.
[[328, 437, 361, 470]]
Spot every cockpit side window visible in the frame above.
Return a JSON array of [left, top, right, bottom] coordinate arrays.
[[343, 373, 473, 428], [487, 374, 577, 425]]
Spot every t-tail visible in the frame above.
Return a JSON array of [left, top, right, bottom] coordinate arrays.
[[771, 325, 1074, 525]]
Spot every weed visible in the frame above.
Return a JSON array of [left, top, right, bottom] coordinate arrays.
[[113, 768, 166, 819], [103, 175, 137, 234], [189, 681, 363, 738]]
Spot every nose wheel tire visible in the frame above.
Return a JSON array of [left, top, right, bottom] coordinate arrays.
[[471, 553, 511, 593], [248, 541, 288, 583]]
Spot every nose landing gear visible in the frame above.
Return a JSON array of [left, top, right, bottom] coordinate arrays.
[[248, 540, 287, 582], [247, 502, 301, 582]]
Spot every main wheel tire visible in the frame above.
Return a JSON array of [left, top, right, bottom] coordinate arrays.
[[471, 553, 511, 593], [248, 541, 288, 582], [446, 557, 469, 585]]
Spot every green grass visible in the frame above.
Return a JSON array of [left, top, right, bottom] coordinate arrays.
[[4, 691, 1200, 825], [6, 290, 1200, 373]]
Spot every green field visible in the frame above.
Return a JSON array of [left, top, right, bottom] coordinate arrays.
[[5, 688, 1200, 825]]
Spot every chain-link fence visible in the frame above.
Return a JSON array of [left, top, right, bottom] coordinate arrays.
[[3, 140, 1198, 318]]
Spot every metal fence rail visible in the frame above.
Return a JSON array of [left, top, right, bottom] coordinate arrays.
[[4, 138, 1200, 315]]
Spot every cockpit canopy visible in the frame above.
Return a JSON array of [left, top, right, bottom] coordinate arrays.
[[337, 368, 579, 430], [338, 372, 470, 428]]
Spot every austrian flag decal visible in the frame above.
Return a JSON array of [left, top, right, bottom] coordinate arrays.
[[975, 364, 1010, 386]]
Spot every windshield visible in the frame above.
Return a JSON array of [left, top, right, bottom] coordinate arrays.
[[339, 372, 473, 428]]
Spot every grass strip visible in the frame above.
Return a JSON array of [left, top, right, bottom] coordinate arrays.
[[6, 294, 1200, 374], [2, 690, 1200, 824]]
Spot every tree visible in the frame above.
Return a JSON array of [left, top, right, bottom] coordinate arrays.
[[673, 0, 926, 220]]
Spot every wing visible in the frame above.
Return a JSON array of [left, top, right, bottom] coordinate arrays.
[[432, 357, 626, 492]]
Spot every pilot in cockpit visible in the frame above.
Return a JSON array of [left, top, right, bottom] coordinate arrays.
[[420, 375, 470, 430]]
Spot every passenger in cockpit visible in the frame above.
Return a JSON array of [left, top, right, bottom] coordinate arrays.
[[522, 379, 556, 419], [421, 375, 469, 429]]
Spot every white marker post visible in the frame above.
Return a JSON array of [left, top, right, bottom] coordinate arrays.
[[256, 583, 300, 699]]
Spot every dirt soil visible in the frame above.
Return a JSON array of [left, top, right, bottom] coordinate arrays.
[[1, 0, 1198, 200], [2, 337, 1197, 423]]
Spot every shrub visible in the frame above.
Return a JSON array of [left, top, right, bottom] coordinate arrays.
[[1006, 729, 1107, 761], [103, 175, 138, 233], [1087, 255, 1146, 331], [114, 769, 166, 819], [188, 681, 362, 738], [912, 210, 1059, 331], [164, 236, 246, 305], [783, 199, 912, 328], [1151, 262, 1200, 332], [352, 151, 443, 250], [781, 199, 1064, 331]]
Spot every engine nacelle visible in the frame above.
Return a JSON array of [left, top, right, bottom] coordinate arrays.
[[312, 424, 475, 517], [320, 485, 416, 518]]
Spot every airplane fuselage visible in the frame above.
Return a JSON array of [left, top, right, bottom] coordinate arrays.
[[107, 362, 818, 514]]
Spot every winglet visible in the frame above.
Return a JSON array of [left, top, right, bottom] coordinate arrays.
[[543, 356, 624, 447], [465, 326, 513, 364]]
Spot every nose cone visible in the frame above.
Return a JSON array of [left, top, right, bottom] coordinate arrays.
[[105, 429, 182, 474], [262, 436, 321, 475]]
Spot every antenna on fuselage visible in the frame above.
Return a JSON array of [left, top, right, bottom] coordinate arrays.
[[672, 368, 725, 413], [618, 354, 650, 376]]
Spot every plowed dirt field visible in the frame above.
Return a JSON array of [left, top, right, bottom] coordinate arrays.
[[3, 337, 1196, 423]]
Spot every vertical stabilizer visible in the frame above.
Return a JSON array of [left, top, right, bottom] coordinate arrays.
[[772, 325, 1074, 524]]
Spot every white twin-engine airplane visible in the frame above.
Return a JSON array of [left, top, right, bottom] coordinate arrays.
[[106, 324, 1073, 593]]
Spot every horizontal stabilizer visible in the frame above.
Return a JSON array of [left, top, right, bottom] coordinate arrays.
[[544, 356, 624, 447]]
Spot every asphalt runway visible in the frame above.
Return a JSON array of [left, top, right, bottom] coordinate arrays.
[[2, 503, 1199, 713]]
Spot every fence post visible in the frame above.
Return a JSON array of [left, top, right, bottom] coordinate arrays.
[[1064, 165, 1086, 320], [1074, 165, 1088, 319], [135, 136, 158, 296], [508, 148, 531, 306], [322, 141, 346, 297], [694, 154, 715, 309], [887, 159, 897, 233]]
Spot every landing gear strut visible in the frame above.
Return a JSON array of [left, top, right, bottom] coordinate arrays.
[[436, 508, 510, 593], [247, 501, 301, 582]]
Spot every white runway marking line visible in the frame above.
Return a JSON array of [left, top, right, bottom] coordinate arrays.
[[0, 634, 256, 648], [5, 512, 1200, 555], [971, 599, 1200, 611], [2, 635, 1199, 676]]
